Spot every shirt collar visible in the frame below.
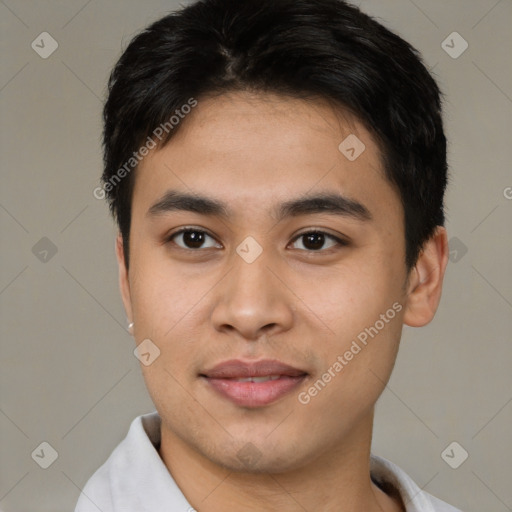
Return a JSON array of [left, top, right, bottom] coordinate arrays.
[[89, 411, 444, 512]]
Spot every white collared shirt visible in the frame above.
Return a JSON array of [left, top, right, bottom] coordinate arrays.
[[74, 412, 462, 512]]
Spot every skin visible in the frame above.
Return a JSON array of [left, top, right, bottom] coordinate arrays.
[[116, 91, 448, 512]]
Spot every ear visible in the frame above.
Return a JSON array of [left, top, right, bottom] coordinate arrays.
[[403, 226, 449, 327], [115, 234, 133, 325]]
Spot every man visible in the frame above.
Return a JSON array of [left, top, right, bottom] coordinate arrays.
[[78, 0, 461, 510]]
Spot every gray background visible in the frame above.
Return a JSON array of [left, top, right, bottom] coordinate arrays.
[[1, 0, 511, 511]]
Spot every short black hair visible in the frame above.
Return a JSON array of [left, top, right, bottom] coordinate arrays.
[[102, 0, 447, 270]]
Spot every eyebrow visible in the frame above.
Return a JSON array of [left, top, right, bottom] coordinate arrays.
[[147, 190, 372, 222]]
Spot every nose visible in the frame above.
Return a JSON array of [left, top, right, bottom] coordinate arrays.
[[210, 249, 294, 341]]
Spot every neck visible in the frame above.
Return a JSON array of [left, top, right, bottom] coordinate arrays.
[[158, 410, 404, 512]]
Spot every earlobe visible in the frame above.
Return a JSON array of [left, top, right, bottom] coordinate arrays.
[[402, 226, 449, 327], [115, 234, 133, 327]]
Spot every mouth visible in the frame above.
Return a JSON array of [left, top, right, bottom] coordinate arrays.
[[200, 359, 308, 408]]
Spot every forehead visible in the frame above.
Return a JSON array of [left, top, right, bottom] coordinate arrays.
[[132, 91, 402, 227]]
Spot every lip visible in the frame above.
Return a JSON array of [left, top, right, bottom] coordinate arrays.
[[200, 359, 308, 408]]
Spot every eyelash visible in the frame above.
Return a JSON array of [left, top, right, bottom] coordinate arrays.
[[166, 227, 349, 253]]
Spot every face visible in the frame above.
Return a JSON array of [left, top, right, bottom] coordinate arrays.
[[118, 91, 435, 474]]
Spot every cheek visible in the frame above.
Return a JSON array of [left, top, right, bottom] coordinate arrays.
[[317, 264, 398, 336], [129, 257, 215, 378], [129, 248, 198, 333], [307, 261, 404, 391], [300, 313, 403, 427]]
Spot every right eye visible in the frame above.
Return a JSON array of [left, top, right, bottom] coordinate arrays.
[[167, 228, 222, 250]]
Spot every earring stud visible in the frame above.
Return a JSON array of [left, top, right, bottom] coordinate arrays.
[[128, 322, 134, 330]]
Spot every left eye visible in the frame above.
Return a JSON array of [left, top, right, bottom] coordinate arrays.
[[290, 231, 346, 251]]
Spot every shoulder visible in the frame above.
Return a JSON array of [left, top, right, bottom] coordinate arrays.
[[426, 493, 464, 512], [74, 412, 161, 512], [370, 454, 464, 512], [74, 460, 113, 512]]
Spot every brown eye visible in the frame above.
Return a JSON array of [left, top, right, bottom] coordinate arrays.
[[291, 231, 347, 251], [168, 229, 221, 250]]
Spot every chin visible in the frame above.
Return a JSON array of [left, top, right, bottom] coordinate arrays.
[[203, 436, 312, 474]]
